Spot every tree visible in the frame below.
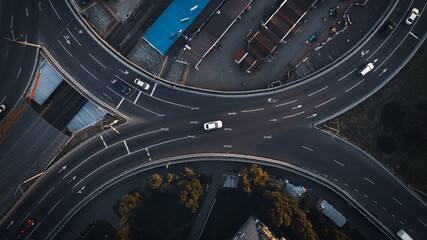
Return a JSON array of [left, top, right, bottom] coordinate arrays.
[[116, 225, 131, 240], [119, 192, 141, 226], [240, 164, 268, 194], [148, 173, 163, 190], [177, 167, 204, 213]]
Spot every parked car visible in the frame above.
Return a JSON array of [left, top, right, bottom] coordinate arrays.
[[405, 8, 419, 25], [342, 13, 351, 26], [358, 62, 374, 76], [203, 120, 223, 130], [0, 104, 6, 115], [134, 78, 150, 90], [380, 20, 397, 37], [112, 79, 131, 95], [20, 219, 34, 235]]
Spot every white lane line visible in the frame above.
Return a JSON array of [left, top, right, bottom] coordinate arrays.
[[100, 135, 107, 148], [338, 68, 357, 82], [48, 197, 63, 215], [16, 67, 22, 78], [373, 200, 378, 204], [25, 221, 41, 240], [150, 82, 157, 96], [354, 188, 359, 192], [366, 0, 414, 61], [333, 160, 344, 167], [22, 212, 31, 223], [64, 128, 169, 179], [400, 221, 404, 225], [364, 177, 375, 184], [38, 187, 54, 204], [57, 39, 72, 58], [419, 219, 427, 227], [307, 86, 328, 97], [241, 108, 264, 113], [392, 214, 396, 218], [282, 111, 305, 119], [114, 75, 125, 81], [134, 91, 141, 104], [66, 28, 81, 46], [409, 32, 419, 40], [344, 183, 349, 187], [116, 98, 124, 109], [345, 79, 364, 93], [72, 135, 195, 188], [145, 148, 150, 157], [80, 64, 98, 80], [89, 53, 106, 69], [124, 140, 130, 154], [10, 16, 13, 29], [48, 0, 61, 20], [301, 146, 313, 152], [275, 99, 297, 107], [315, 97, 336, 108], [334, 178, 339, 182], [382, 207, 387, 211], [364, 194, 369, 198], [392, 197, 403, 206]]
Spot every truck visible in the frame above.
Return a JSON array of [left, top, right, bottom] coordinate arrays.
[[396, 229, 413, 240]]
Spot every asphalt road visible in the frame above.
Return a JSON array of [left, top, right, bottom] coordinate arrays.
[[0, 0, 426, 239]]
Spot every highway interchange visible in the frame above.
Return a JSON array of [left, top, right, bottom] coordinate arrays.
[[0, 0, 426, 239]]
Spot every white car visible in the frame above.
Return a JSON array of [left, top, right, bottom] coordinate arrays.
[[405, 8, 419, 25], [134, 78, 150, 90], [0, 104, 6, 115], [204, 120, 223, 130], [358, 62, 374, 76]]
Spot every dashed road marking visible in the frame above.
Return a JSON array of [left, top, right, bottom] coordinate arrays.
[[364, 194, 369, 198], [241, 108, 264, 113], [338, 68, 357, 82], [354, 188, 359, 192], [420, 219, 427, 227], [344, 183, 349, 187], [268, 119, 277, 122], [263, 135, 272, 139], [49, 0, 61, 20], [392, 197, 403, 206], [364, 177, 375, 184], [345, 79, 364, 93], [382, 207, 387, 211], [116, 98, 124, 109], [391, 214, 396, 218], [134, 91, 141, 104], [16, 67, 22, 78], [334, 178, 339, 182], [409, 32, 419, 40], [150, 82, 157, 96], [283, 111, 305, 119], [57, 39, 73, 57], [228, 112, 237, 115], [80, 64, 98, 80], [307, 86, 328, 97], [124, 140, 130, 154], [333, 160, 344, 166], [224, 145, 232, 148], [100, 135, 107, 148], [48, 198, 63, 215], [66, 28, 81, 46], [315, 97, 336, 108], [301, 145, 313, 152], [38, 187, 54, 204], [275, 99, 297, 107], [89, 53, 106, 68], [373, 200, 378, 204]]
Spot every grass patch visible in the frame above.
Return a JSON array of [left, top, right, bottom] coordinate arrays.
[[324, 42, 427, 199]]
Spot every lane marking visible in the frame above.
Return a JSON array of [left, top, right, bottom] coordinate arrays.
[[38, 187, 54, 204], [100, 135, 107, 148], [114, 75, 125, 81], [400, 221, 404, 225], [150, 82, 157, 96], [124, 140, 130, 154], [307, 86, 328, 97], [282, 111, 305, 119], [241, 108, 264, 113], [364, 177, 375, 184], [344, 183, 349, 187], [66, 28, 81, 46], [392, 214, 396, 218], [334, 178, 339, 182], [345, 79, 364, 93], [373, 200, 378, 204], [315, 97, 336, 108], [392, 197, 403, 206], [10, 16, 13, 29], [268, 119, 277, 122], [116, 98, 124, 109], [275, 99, 297, 107], [134, 91, 141, 104], [333, 160, 344, 167], [354, 188, 359, 192], [25, 221, 41, 240], [80, 64, 98, 80], [145, 148, 150, 157], [89, 53, 106, 69], [49, 0, 61, 20], [409, 31, 419, 40], [364, 194, 369, 198], [72, 135, 195, 188], [16, 67, 22, 78], [63, 128, 169, 179], [382, 207, 387, 211], [25, 8, 29, 17], [228, 112, 237, 115], [57, 39, 73, 57], [48, 198, 63, 215], [301, 146, 313, 152], [419, 219, 427, 227]]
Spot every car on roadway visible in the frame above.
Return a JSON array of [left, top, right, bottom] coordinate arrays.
[[204, 120, 223, 130], [342, 13, 351, 26], [112, 79, 132, 95], [358, 62, 374, 76], [380, 20, 396, 37], [134, 78, 150, 90], [405, 8, 419, 25], [20, 219, 34, 235], [0, 104, 6, 115]]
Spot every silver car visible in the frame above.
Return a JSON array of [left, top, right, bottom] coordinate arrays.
[[405, 8, 419, 25]]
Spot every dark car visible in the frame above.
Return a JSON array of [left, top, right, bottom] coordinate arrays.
[[20, 219, 34, 235], [112, 79, 131, 95], [380, 20, 397, 37]]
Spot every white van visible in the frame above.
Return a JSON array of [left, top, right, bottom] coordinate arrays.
[[134, 78, 150, 90], [358, 63, 374, 76]]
